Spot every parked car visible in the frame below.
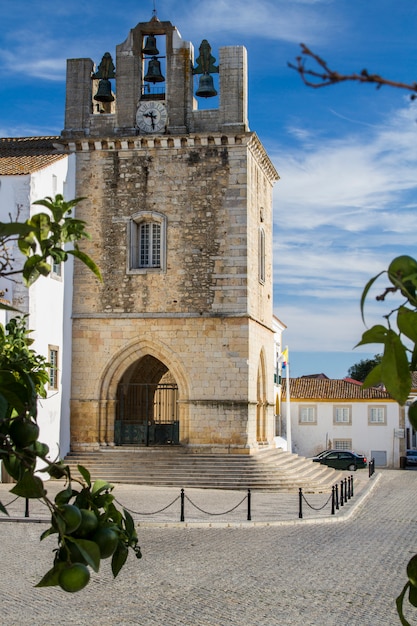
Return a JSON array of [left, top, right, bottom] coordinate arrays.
[[406, 450, 417, 467], [312, 450, 367, 471]]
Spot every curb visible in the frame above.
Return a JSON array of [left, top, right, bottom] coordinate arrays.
[[0, 474, 381, 528]]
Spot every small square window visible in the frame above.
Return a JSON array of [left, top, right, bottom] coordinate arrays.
[[369, 406, 386, 425], [334, 405, 352, 425], [299, 406, 316, 424]]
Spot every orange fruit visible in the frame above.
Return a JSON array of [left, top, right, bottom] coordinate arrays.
[[9, 417, 39, 448], [76, 509, 99, 538], [92, 527, 119, 559], [407, 554, 417, 588], [58, 563, 90, 592]]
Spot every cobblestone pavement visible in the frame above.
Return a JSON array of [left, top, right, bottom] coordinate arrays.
[[0, 470, 416, 625]]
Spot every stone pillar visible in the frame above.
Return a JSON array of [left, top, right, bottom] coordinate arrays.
[[63, 58, 94, 136], [219, 46, 248, 133], [115, 49, 141, 135]]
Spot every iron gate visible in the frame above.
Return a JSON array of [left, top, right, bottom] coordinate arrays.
[[115, 383, 179, 446]]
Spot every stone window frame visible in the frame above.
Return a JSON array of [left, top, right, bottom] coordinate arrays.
[[368, 405, 387, 425], [127, 210, 167, 274], [50, 256, 62, 280], [333, 439, 352, 451], [333, 405, 352, 425], [48, 345, 59, 390], [299, 405, 317, 424]]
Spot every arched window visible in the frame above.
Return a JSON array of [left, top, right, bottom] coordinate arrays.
[[129, 211, 166, 273]]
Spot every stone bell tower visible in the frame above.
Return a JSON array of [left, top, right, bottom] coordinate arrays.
[[60, 12, 279, 454]]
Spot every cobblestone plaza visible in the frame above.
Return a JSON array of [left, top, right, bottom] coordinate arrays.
[[1, 470, 416, 625]]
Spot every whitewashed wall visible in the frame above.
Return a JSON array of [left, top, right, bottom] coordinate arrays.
[[0, 155, 75, 469], [282, 399, 401, 468]]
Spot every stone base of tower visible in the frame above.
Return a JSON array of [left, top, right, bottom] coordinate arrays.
[[69, 397, 276, 455]]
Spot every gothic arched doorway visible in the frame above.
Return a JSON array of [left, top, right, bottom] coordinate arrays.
[[115, 354, 179, 446]]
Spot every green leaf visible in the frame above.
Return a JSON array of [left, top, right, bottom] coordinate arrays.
[[380, 331, 411, 405], [396, 582, 413, 626], [360, 271, 385, 323], [111, 542, 128, 578], [0, 302, 21, 313], [40, 526, 58, 541], [0, 371, 31, 415], [92, 479, 113, 495], [55, 487, 74, 506], [355, 325, 389, 347], [35, 561, 66, 588], [397, 306, 417, 342], [0, 500, 9, 516], [68, 249, 102, 281], [77, 464, 91, 487], [0, 222, 34, 237], [67, 538, 100, 573], [123, 509, 135, 539], [10, 472, 46, 499], [362, 364, 383, 389]]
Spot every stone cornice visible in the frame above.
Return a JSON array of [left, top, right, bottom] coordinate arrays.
[[55, 131, 279, 183]]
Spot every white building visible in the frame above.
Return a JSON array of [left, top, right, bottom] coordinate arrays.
[[0, 137, 75, 465], [281, 377, 402, 468]]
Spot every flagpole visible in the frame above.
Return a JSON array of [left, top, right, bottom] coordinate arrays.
[[285, 346, 292, 452]]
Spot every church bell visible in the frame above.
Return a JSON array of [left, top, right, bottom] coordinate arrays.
[[142, 35, 159, 56], [94, 78, 115, 102], [195, 73, 217, 98], [144, 57, 165, 83]]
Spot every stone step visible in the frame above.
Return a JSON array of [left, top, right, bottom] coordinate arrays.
[[63, 447, 344, 493]]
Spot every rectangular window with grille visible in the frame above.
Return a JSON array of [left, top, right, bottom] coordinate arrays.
[[49, 346, 59, 390], [334, 439, 352, 450], [139, 222, 161, 268]]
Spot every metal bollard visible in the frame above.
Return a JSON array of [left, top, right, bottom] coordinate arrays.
[[331, 486, 335, 515], [344, 478, 348, 503], [25, 498, 29, 518], [299, 487, 303, 519], [335, 483, 339, 510], [340, 480, 344, 507], [247, 489, 252, 521], [180, 488, 185, 522]]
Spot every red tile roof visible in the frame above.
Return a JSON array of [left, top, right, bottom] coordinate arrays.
[[0, 136, 65, 175], [281, 377, 393, 400]]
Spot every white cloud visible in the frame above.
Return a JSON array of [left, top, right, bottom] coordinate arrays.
[[272, 100, 417, 353], [169, 0, 341, 45]]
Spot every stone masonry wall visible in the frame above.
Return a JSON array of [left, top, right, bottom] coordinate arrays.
[[68, 132, 278, 452]]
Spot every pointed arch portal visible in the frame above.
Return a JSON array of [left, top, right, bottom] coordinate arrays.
[[115, 354, 179, 446]]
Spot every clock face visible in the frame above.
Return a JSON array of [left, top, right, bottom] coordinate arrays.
[[136, 101, 168, 133]]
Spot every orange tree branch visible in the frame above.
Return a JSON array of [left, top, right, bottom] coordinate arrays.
[[288, 44, 417, 98]]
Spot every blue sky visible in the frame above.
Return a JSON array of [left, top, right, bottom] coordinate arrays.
[[1, 0, 416, 378]]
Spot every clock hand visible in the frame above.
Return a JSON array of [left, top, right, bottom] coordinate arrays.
[[144, 111, 157, 129]]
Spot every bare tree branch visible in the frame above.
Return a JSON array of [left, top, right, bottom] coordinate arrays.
[[288, 44, 417, 99]]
